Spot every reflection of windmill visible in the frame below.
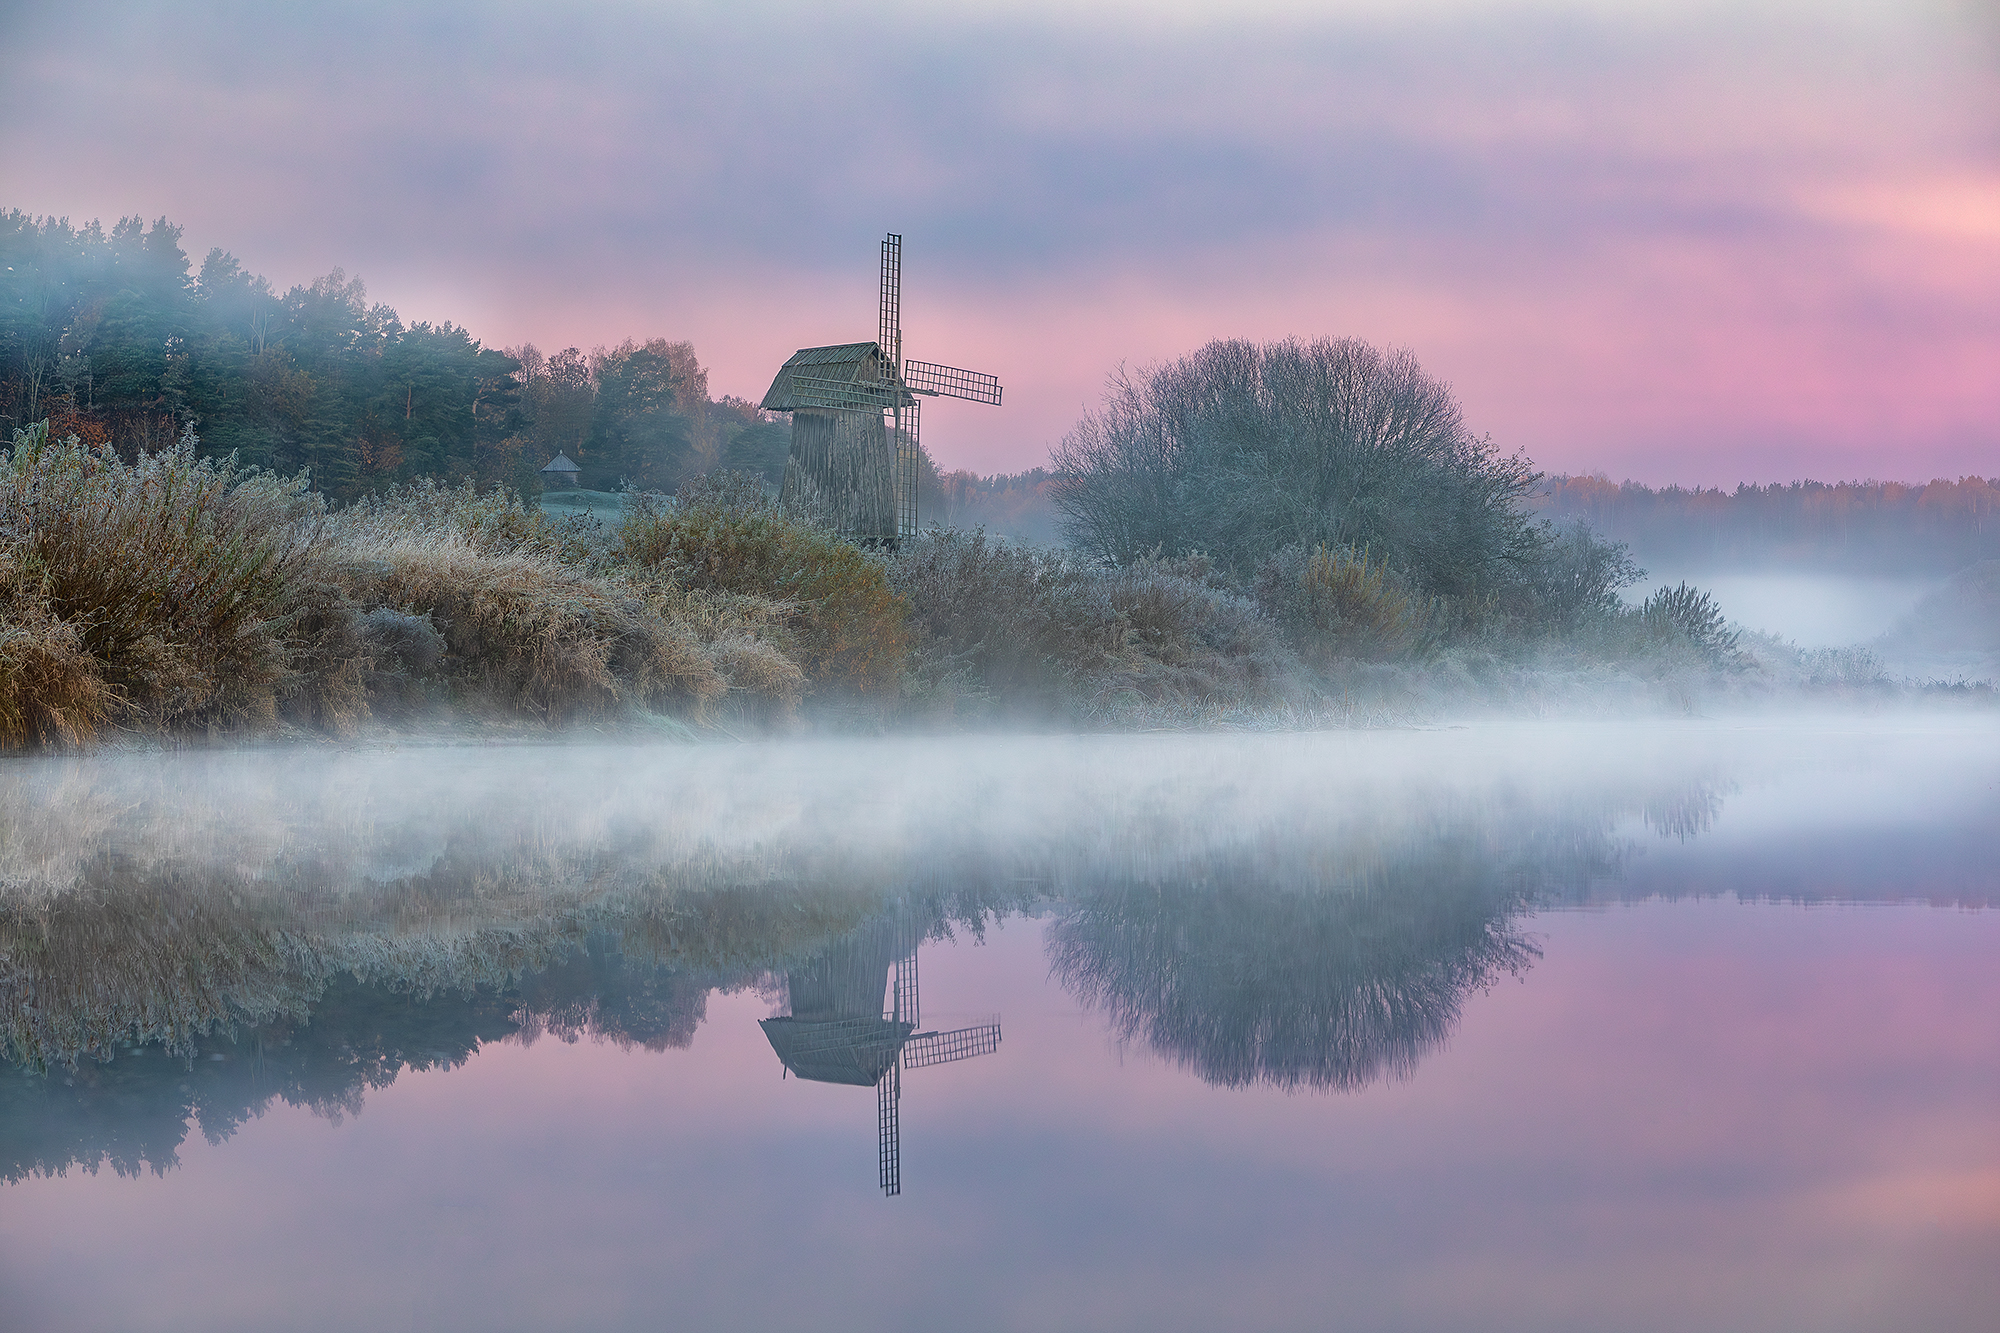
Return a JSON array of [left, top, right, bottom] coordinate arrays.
[[759, 913, 1002, 1196], [759, 233, 1003, 546]]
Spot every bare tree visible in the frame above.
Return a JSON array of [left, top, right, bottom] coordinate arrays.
[[1052, 338, 1541, 593]]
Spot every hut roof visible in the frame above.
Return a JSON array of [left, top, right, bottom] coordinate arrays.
[[759, 341, 914, 412], [759, 1016, 914, 1086], [539, 452, 581, 474]]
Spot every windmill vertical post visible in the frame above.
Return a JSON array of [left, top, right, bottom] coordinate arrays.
[[760, 233, 1002, 546]]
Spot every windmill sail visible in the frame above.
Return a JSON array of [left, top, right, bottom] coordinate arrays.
[[901, 1022, 1003, 1069], [878, 1060, 902, 1196], [880, 233, 902, 368], [880, 234, 919, 541], [902, 360, 1003, 405]]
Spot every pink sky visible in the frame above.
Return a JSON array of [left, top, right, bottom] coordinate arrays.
[[2, 0, 1994, 484]]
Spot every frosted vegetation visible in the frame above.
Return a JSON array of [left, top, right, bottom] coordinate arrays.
[[1, 335, 1992, 750]]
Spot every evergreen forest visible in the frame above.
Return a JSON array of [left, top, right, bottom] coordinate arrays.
[[0, 212, 790, 499]]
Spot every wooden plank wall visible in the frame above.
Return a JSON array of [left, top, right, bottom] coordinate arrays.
[[780, 408, 897, 541]]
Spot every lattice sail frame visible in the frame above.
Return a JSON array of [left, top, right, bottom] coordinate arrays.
[[903, 360, 1002, 405], [878, 1061, 902, 1196], [902, 1022, 1003, 1068]]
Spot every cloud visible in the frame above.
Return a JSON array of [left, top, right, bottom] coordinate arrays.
[[1, 0, 1992, 481]]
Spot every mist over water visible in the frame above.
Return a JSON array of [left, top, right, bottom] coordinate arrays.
[[4, 718, 1998, 1331], [1627, 572, 1942, 648]]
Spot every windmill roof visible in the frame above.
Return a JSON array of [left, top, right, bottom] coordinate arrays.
[[759, 341, 914, 412], [539, 452, 581, 473], [759, 1016, 914, 1086]]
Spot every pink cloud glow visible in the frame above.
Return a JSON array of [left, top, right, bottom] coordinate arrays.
[[1, 0, 1992, 485]]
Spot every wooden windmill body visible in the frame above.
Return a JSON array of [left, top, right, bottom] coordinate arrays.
[[760, 234, 1002, 545]]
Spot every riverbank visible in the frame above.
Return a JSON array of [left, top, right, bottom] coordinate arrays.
[[4, 427, 1993, 753]]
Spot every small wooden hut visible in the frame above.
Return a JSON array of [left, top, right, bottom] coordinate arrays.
[[538, 451, 581, 489]]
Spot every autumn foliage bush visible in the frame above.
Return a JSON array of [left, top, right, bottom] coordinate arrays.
[[615, 474, 909, 697], [1253, 543, 1435, 665]]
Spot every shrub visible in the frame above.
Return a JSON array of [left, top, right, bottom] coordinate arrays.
[[1100, 553, 1307, 707], [889, 528, 1115, 715], [1640, 582, 1742, 668], [1254, 543, 1434, 664], [1516, 520, 1643, 635], [0, 422, 332, 738], [615, 477, 908, 696], [1050, 338, 1541, 592], [889, 529, 1309, 720]]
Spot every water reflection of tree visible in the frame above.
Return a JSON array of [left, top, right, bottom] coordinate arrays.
[[1643, 782, 1731, 842], [1048, 853, 1544, 1092]]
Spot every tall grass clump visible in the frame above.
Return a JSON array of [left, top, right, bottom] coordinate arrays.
[[0, 560, 111, 748], [614, 473, 908, 698], [330, 474, 818, 725], [0, 423, 334, 744], [0, 435, 816, 744]]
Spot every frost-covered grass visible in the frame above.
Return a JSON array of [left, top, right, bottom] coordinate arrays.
[[0, 433, 838, 748], [4, 423, 1990, 753]]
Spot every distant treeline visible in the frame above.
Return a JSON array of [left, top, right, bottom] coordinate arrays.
[[930, 467, 2000, 575], [1536, 475, 2000, 573], [927, 466, 1063, 544], [0, 212, 788, 499]]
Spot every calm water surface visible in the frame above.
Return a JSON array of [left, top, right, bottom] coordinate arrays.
[[2, 719, 1997, 1332]]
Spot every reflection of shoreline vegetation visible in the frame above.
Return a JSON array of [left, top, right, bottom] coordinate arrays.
[[5, 731, 1996, 1181], [0, 944, 756, 1183]]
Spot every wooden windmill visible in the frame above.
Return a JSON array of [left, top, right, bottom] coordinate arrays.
[[759, 911, 1003, 1197], [759, 234, 1003, 545]]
